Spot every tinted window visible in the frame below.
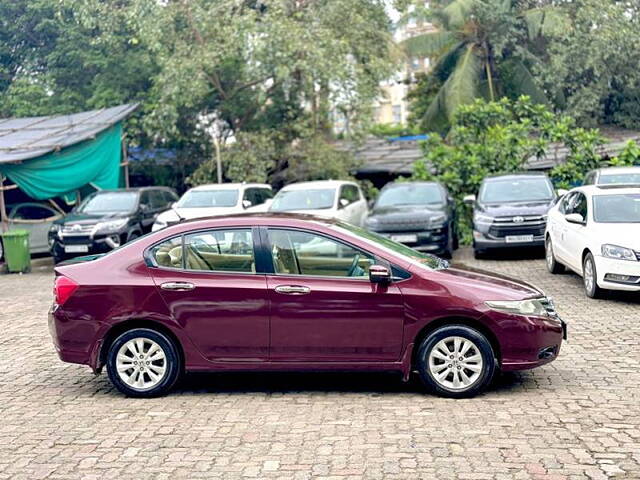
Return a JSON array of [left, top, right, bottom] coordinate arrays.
[[376, 184, 444, 207], [11, 204, 58, 220], [479, 177, 553, 203], [270, 188, 336, 211], [573, 193, 587, 218], [598, 173, 640, 185], [177, 189, 239, 208], [184, 229, 254, 272], [163, 190, 178, 203], [268, 229, 374, 278], [339, 185, 360, 205], [77, 192, 138, 213], [149, 190, 166, 209], [593, 194, 640, 223]]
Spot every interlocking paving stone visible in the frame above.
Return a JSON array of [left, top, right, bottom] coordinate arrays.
[[0, 248, 639, 479]]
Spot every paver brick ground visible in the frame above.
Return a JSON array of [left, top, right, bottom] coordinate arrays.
[[0, 248, 639, 479]]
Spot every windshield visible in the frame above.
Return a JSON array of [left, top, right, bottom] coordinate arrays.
[[593, 194, 640, 223], [77, 192, 138, 214], [270, 188, 336, 211], [334, 222, 445, 270], [599, 173, 640, 185], [479, 177, 553, 203], [177, 189, 239, 208], [376, 184, 444, 208]]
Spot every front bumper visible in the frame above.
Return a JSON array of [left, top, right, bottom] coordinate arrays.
[[473, 231, 545, 250], [594, 255, 640, 291], [50, 232, 126, 259], [373, 228, 449, 253]]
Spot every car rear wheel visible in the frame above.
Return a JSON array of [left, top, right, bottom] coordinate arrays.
[[416, 325, 496, 398], [583, 253, 603, 299], [106, 328, 181, 398], [545, 237, 564, 274]]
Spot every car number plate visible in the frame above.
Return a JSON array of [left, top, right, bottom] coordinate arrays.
[[391, 234, 418, 243], [65, 245, 89, 253], [505, 235, 534, 243]]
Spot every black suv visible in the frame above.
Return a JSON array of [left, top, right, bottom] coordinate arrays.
[[49, 187, 178, 263], [466, 173, 558, 258], [364, 181, 458, 257]]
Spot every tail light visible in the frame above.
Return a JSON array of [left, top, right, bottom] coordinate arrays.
[[54, 276, 79, 306]]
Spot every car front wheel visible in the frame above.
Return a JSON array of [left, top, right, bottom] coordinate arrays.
[[416, 325, 496, 398], [106, 328, 181, 398], [583, 252, 603, 299]]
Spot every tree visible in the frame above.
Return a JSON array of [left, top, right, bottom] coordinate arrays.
[[401, 0, 565, 132]]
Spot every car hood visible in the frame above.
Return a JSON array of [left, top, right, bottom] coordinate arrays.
[[54, 212, 130, 225], [477, 200, 554, 217], [589, 222, 640, 251], [370, 204, 445, 219], [434, 263, 544, 301]]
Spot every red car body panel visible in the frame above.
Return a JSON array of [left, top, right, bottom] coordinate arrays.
[[48, 214, 564, 379]]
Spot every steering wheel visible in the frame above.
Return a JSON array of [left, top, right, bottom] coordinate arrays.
[[347, 254, 361, 277]]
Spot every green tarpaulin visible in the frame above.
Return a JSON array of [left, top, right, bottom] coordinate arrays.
[[0, 123, 122, 203]]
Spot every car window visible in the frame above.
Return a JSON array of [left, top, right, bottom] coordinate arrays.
[[243, 188, 260, 206], [163, 190, 178, 204], [593, 193, 640, 223], [583, 172, 595, 185], [573, 193, 588, 219], [10, 204, 58, 220], [151, 237, 183, 268], [559, 192, 575, 214], [268, 229, 374, 278], [149, 190, 166, 209], [184, 229, 255, 272], [139, 191, 151, 209], [254, 188, 272, 205], [339, 185, 360, 206]]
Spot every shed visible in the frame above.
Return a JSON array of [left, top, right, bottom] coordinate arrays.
[[0, 104, 138, 231]]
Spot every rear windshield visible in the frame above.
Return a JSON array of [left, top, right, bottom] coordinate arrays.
[[479, 177, 553, 203], [593, 193, 640, 223]]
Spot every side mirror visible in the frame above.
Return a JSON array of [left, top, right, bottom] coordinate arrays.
[[369, 264, 391, 284], [242, 199, 253, 209], [565, 213, 585, 225], [339, 198, 350, 208], [557, 189, 569, 197], [463, 194, 476, 205]]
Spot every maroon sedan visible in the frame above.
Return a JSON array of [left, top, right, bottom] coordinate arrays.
[[49, 214, 566, 398]]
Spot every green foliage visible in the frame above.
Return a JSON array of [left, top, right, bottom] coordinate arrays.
[[411, 96, 604, 243], [369, 123, 421, 138], [609, 141, 640, 168]]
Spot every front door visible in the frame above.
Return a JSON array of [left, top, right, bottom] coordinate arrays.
[[265, 228, 405, 362], [149, 228, 270, 362]]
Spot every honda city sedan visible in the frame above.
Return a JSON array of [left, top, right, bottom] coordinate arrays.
[[49, 214, 566, 398]]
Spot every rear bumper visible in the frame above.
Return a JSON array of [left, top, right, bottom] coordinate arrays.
[[48, 304, 101, 368]]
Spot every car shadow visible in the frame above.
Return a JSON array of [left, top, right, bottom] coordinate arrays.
[[477, 246, 546, 261]]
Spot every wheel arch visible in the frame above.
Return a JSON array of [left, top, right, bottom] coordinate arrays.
[[582, 248, 592, 264], [98, 319, 185, 371], [411, 316, 502, 367]]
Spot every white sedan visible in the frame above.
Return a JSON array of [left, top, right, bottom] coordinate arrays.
[[545, 185, 640, 298], [152, 183, 273, 231], [268, 180, 368, 226]]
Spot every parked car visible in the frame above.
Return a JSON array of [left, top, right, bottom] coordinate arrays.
[[152, 183, 273, 231], [583, 166, 640, 186], [465, 173, 560, 258], [545, 185, 640, 298], [269, 180, 368, 226], [49, 214, 566, 399], [364, 181, 458, 257], [49, 187, 177, 263], [0, 202, 63, 262]]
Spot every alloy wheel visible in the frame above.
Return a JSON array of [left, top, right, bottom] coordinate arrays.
[[116, 337, 167, 391], [546, 241, 554, 270], [428, 336, 484, 391], [584, 257, 595, 294]]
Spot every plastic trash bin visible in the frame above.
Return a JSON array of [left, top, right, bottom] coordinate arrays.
[[1, 229, 31, 273]]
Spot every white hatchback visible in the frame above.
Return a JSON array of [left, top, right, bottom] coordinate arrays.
[[545, 185, 640, 298], [268, 180, 368, 226], [152, 183, 273, 231]]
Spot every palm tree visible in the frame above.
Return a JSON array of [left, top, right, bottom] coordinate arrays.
[[403, 0, 565, 131]]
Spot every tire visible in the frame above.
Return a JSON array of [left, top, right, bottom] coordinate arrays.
[[473, 248, 486, 259], [443, 231, 454, 259], [416, 325, 496, 399], [582, 252, 603, 299], [452, 228, 459, 250], [106, 328, 181, 398], [545, 237, 564, 274]]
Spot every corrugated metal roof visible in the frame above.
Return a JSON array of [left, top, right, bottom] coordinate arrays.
[[0, 104, 138, 164]]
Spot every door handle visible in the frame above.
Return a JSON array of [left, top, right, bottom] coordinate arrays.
[[274, 285, 311, 295], [160, 281, 195, 291]]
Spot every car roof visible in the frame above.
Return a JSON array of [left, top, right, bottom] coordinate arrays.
[[278, 180, 356, 191], [572, 185, 640, 196], [383, 181, 441, 188], [596, 166, 640, 175], [189, 183, 271, 191], [95, 186, 174, 194], [483, 172, 549, 182]]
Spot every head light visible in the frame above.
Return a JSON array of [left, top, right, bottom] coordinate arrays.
[[474, 213, 493, 225], [601, 244, 637, 261], [94, 219, 128, 234], [485, 298, 548, 317]]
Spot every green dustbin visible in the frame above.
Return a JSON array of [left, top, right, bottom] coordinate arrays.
[[1, 229, 31, 273]]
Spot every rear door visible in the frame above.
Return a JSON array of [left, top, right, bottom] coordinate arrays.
[[264, 227, 405, 362], [149, 227, 270, 361]]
